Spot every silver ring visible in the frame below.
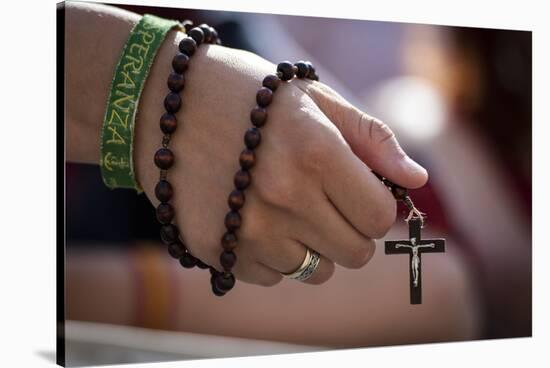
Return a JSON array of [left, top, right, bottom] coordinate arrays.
[[281, 248, 321, 282]]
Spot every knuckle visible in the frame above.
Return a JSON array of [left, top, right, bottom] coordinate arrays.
[[294, 127, 334, 174], [342, 243, 375, 269], [369, 200, 397, 239], [369, 117, 395, 145], [307, 261, 335, 285], [257, 273, 283, 287], [255, 170, 299, 208]]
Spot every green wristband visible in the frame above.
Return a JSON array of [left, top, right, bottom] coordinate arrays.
[[100, 14, 183, 192]]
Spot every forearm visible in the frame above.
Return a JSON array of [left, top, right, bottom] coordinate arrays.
[[65, 2, 182, 169]]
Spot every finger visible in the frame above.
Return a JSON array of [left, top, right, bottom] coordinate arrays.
[[319, 126, 397, 239], [295, 80, 428, 189], [230, 250, 283, 287], [254, 238, 335, 285], [296, 194, 377, 269]]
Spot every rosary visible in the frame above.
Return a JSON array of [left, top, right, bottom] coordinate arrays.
[[152, 21, 446, 304]]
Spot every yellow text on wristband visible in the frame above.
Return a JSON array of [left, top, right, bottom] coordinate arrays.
[[100, 14, 183, 192]]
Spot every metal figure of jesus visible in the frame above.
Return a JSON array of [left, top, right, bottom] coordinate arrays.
[[385, 218, 445, 304]]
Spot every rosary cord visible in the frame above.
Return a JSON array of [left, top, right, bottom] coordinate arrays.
[[372, 170, 426, 226]]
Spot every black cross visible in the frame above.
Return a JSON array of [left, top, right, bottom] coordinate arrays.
[[385, 218, 445, 304]]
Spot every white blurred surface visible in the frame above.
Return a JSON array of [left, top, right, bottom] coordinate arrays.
[[65, 320, 323, 366]]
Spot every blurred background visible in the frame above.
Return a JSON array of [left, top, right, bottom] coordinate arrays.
[[64, 2, 531, 366]]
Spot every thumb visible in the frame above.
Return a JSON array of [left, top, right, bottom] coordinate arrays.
[[297, 81, 428, 189]]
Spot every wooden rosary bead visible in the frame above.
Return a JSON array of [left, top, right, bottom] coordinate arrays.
[[294, 61, 309, 78], [262, 74, 280, 91], [198, 24, 212, 43], [305, 61, 315, 78], [239, 149, 256, 170], [196, 259, 209, 269], [391, 185, 408, 200], [168, 242, 186, 259], [211, 283, 226, 296], [180, 252, 198, 268], [171, 52, 190, 73], [256, 87, 273, 107], [156, 202, 175, 224], [154, 148, 174, 169], [234, 169, 251, 190], [244, 127, 262, 149], [221, 231, 238, 250], [178, 37, 197, 56], [164, 92, 181, 113], [159, 113, 177, 134], [188, 27, 204, 45], [167, 72, 185, 92], [224, 210, 242, 231], [250, 107, 267, 127], [214, 272, 236, 291], [277, 61, 296, 81], [160, 224, 179, 244], [220, 250, 237, 270], [210, 27, 218, 42], [227, 189, 245, 210], [155, 179, 173, 202]]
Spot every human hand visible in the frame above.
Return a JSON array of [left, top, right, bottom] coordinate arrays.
[[134, 35, 428, 286]]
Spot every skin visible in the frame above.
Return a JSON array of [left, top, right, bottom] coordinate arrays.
[[64, 2, 481, 348], [66, 2, 428, 287]]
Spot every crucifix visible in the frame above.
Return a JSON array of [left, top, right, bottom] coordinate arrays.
[[385, 217, 445, 304]]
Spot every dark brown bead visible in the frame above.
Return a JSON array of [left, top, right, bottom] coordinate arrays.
[[167, 72, 185, 92], [156, 203, 174, 224], [220, 250, 237, 270], [239, 149, 256, 170], [234, 170, 251, 190], [391, 185, 408, 200], [211, 283, 226, 296], [277, 61, 295, 81], [164, 92, 181, 113], [221, 232, 238, 250], [172, 52, 190, 73], [168, 242, 186, 259], [305, 61, 316, 78], [160, 224, 179, 244], [155, 180, 173, 202], [159, 113, 177, 134], [256, 87, 273, 107], [198, 24, 212, 43], [250, 107, 267, 127], [215, 272, 236, 291], [178, 37, 197, 56], [294, 61, 309, 78], [262, 74, 280, 91], [154, 148, 174, 169], [224, 210, 242, 231], [196, 259, 209, 269], [188, 27, 204, 45], [180, 252, 197, 268], [244, 127, 262, 149], [227, 189, 245, 210], [210, 27, 218, 42]]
